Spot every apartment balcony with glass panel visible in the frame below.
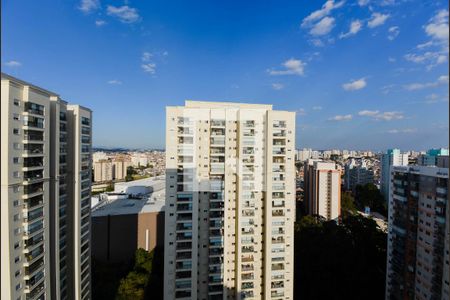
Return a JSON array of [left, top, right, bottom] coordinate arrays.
[[208, 265, 223, 274], [272, 165, 285, 173], [25, 281, 45, 300], [209, 219, 223, 229], [272, 210, 285, 217], [241, 255, 254, 263], [24, 257, 44, 279], [209, 237, 224, 248], [243, 120, 255, 128], [23, 183, 44, 199], [23, 144, 44, 156], [211, 119, 226, 127], [23, 195, 44, 212], [176, 222, 193, 231], [176, 213, 192, 222], [241, 273, 254, 281], [24, 245, 44, 266], [24, 102, 45, 116], [242, 157, 255, 164], [209, 247, 223, 256], [272, 147, 286, 155], [210, 147, 225, 156], [272, 227, 285, 235], [210, 136, 225, 146], [25, 270, 44, 292], [177, 203, 192, 212], [241, 264, 254, 271], [23, 116, 44, 130], [211, 128, 225, 136], [23, 207, 44, 223], [272, 236, 285, 244], [242, 282, 254, 290], [210, 201, 224, 210], [272, 183, 285, 191], [209, 256, 223, 265], [273, 129, 286, 137], [273, 139, 286, 146], [177, 126, 194, 135], [242, 245, 254, 253], [23, 130, 44, 143], [273, 121, 286, 128], [24, 233, 44, 254], [210, 163, 225, 174], [241, 227, 254, 235]]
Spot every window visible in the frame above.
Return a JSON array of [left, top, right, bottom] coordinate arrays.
[[13, 113, 20, 121], [14, 242, 20, 249], [13, 200, 19, 207], [13, 171, 20, 178], [13, 214, 20, 221], [13, 128, 20, 135], [13, 157, 19, 164], [15, 283, 22, 291], [14, 99, 20, 106], [15, 270, 21, 277], [13, 186, 20, 193], [13, 143, 20, 150], [14, 256, 20, 263]]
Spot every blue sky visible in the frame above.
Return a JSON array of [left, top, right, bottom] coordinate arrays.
[[2, 0, 448, 150]]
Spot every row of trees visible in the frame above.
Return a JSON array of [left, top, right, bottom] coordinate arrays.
[[92, 247, 164, 300], [294, 214, 387, 299]]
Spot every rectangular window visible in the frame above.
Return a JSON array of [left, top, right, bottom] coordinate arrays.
[[13, 171, 20, 178], [13, 113, 20, 120], [13, 157, 19, 164], [14, 99, 20, 106], [13, 143, 20, 150], [13, 128, 20, 135]]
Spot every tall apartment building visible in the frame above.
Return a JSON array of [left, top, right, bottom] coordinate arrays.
[[385, 163, 449, 299], [417, 148, 449, 167], [304, 160, 341, 221], [93, 159, 131, 182], [345, 158, 374, 190], [1, 73, 92, 300], [164, 101, 296, 300], [381, 149, 409, 201]]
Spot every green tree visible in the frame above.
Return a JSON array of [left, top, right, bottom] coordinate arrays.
[[341, 191, 357, 218], [355, 183, 387, 216], [294, 215, 386, 299]]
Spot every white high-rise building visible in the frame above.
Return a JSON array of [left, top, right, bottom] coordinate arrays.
[[381, 149, 408, 201], [1, 73, 92, 300], [164, 101, 296, 300], [304, 160, 341, 221]]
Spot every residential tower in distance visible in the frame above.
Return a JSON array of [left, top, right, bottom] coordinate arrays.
[[164, 101, 296, 300], [1, 73, 92, 300], [381, 149, 409, 201], [385, 155, 449, 299], [303, 160, 341, 221]]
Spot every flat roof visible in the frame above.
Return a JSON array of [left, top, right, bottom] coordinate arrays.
[[114, 176, 165, 189], [92, 177, 166, 216]]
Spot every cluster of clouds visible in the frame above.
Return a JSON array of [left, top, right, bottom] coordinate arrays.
[[404, 9, 449, 70], [329, 110, 405, 122], [79, 0, 141, 26], [300, 0, 393, 45]]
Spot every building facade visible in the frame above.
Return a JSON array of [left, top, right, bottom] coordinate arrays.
[[345, 158, 374, 190], [164, 101, 296, 300], [304, 160, 341, 221], [385, 164, 449, 300], [381, 149, 409, 201], [1, 73, 92, 300]]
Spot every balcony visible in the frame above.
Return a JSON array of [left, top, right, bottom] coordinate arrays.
[[271, 263, 284, 271], [23, 183, 44, 199], [176, 242, 192, 251], [25, 270, 44, 291], [241, 282, 254, 290], [23, 144, 44, 156], [25, 245, 44, 264], [273, 130, 286, 137], [177, 127, 194, 135], [23, 130, 44, 143], [23, 116, 44, 129], [24, 195, 44, 210], [242, 228, 254, 235], [242, 246, 254, 253], [211, 128, 225, 136], [209, 248, 223, 256], [26, 281, 45, 300], [176, 223, 193, 231], [272, 237, 285, 244], [210, 137, 225, 146], [243, 120, 255, 128], [24, 102, 44, 116], [211, 120, 226, 127], [23, 157, 44, 171], [241, 255, 254, 263], [242, 273, 254, 280], [25, 257, 44, 277], [241, 264, 254, 271], [273, 139, 285, 146], [24, 233, 44, 250], [23, 170, 44, 184], [176, 251, 192, 260], [273, 121, 286, 128], [177, 213, 192, 221], [81, 117, 90, 126]]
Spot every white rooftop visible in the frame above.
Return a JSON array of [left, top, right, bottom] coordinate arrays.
[[92, 177, 166, 217]]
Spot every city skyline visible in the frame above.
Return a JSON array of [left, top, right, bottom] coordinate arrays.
[[2, 0, 449, 150]]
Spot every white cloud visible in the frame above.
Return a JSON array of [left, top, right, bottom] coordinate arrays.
[[359, 110, 404, 121], [79, 0, 99, 13], [310, 16, 335, 36], [368, 13, 390, 28], [404, 75, 449, 90], [95, 20, 106, 26], [388, 57, 396, 62], [142, 52, 153, 62], [424, 93, 449, 104], [297, 108, 307, 116], [387, 128, 417, 134], [107, 79, 122, 85], [425, 9, 449, 42], [107, 5, 140, 23], [268, 58, 306, 76], [388, 26, 400, 40], [328, 114, 352, 121], [358, 0, 369, 6], [141, 63, 156, 74], [339, 20, 362, 39], [342, 78, 367, 91], [358, 110, 379, 116], [312, 106, 323, 110], [301, 0, 345, 27], [310, 39, 325, 47], [272, 83, 284, 90], [4, 60, 22, 67]]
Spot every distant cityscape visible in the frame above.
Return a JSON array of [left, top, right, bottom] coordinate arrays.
[[1, 0, 449, 299]]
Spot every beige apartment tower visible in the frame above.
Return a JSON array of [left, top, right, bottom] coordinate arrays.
[[1, 73, 92, 300], [304, 160, 341, 221], [164, 101, 296, 300]]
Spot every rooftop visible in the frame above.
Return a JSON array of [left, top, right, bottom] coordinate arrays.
[[92, 177, 166, 217]]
